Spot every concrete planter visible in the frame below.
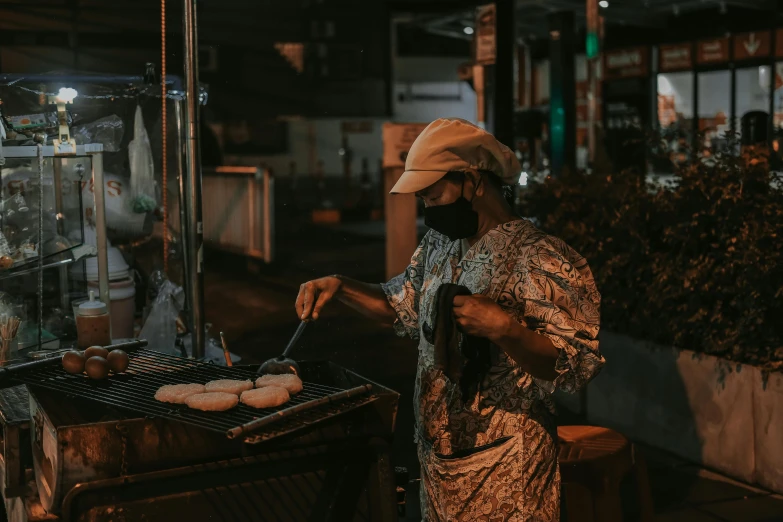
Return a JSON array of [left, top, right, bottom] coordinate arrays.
[[554, 331, 782, 494]]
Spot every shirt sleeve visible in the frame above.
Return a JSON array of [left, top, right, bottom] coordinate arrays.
[[380, 235, 429, 340], [502, 238, 605, 394]]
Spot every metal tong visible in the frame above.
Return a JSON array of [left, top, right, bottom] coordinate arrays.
[[256, 320, 307, 376]]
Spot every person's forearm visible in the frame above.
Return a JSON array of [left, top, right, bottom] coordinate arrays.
[[489, 316, 560, 381], [334, 275, 397, 327]]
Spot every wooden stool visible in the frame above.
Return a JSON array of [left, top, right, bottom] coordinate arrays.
[[558, 426, 653, 522]]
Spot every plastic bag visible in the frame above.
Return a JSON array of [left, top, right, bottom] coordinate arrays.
[[72, 115, 124, 152], [139, 277, 184, 355], [128, 105, 157, 213]]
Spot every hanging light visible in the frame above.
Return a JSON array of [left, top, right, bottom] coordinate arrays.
[[55, 87, 78, 104], [598, 0, 609, 7], [463, 26, 474, 35]]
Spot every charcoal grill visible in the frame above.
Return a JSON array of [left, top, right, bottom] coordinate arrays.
[[0, 345, 400, 522], [9, 347, 373, 440]]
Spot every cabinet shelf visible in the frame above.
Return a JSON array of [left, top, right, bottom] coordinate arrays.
[[0, 245, 95, 282]]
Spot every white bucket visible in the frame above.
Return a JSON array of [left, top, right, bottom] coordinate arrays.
[[81, 246, 130, 282], [87, 277, 136, 340]]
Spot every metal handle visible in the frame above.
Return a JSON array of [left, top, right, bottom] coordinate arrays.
[[0, 339, 149, 382], [281, 321, 307, 358], [219, 331, 233, 367]]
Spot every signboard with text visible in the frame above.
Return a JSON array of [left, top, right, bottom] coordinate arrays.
[[697, 37, 730, 64], [659, 43, 692, 72], [382, 123, 428, 168], [603, 47, 649, 80], [474, 4, 496, 65], [733, 31, 771, 61]]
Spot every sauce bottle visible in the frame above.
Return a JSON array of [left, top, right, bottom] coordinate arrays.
[[75, 291, 111, 348]]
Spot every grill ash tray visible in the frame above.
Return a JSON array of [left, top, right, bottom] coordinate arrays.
[[10, 349, 379, 440]]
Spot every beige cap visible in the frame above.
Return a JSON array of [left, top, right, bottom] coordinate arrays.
[[390, 118, 521, 194]]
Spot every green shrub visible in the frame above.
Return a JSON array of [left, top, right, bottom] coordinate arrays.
[[522, 147, 783, 371]]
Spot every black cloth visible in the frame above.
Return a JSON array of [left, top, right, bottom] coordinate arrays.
[[433, 283, 492, 402]]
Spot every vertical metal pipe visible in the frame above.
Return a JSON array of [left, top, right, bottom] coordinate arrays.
[[548, 10, 577, 175], [493, 0, 515, 148], [52, 159, 70, 312], [91, 152, 111, 336], [174, 97, 191, 319], [183, 0, 205, 359], [262, 169, 274, 264], [588, 58, 598, 166], [37, 146, 44, 349], [523, 43, 532, 109]]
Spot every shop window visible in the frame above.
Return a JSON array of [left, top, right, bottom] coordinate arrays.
[[656, 72, 693, 172], [735, 66, 771, 147], [697, 70, 731, 155]]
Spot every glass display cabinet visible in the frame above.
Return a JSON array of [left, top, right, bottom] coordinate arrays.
[[0, 143, 107, 360]]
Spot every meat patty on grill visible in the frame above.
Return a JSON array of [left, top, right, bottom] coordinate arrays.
[[255, 373, 303, 394], [205, 379, 253, 395], [240, 386, 290, 409], [185, 392, 239, 411], [155, 383, 206, 404]]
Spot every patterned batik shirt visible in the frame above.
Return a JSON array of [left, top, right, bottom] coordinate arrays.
[[381, 219, 604, 522]]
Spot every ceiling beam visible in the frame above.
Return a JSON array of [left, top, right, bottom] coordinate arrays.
[[388, 0, 484, 15]]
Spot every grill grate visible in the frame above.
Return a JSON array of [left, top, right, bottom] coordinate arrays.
[[11, 349, 371, 439]]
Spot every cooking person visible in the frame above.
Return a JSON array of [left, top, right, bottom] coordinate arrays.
[[295, 118, 604, 521]]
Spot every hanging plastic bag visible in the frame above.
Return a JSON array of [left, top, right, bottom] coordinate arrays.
[[128, 105, 157, 213], [139, 277, 184, 355]]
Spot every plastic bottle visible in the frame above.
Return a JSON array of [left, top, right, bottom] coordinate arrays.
[[75, 291, 111, 348]]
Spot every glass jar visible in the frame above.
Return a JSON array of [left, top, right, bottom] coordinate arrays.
[[75, 291, 111, 348]]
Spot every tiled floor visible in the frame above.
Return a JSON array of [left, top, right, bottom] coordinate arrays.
[[632, 446, 783, 521]]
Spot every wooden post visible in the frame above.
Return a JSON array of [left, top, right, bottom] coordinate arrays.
[[383, 167, 418, 280]]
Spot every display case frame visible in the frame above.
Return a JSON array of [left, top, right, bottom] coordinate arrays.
[[0, 143, 109, 358]]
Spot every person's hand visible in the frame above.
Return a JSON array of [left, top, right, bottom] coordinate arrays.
[[296, 276, 343, 321], [452, 295, 511, 341]]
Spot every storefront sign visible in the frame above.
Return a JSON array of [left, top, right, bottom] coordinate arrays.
[[474, 4, 496, 65], [603, 47, 649, 80], [659, 43, 692, 72], [733, 31, 771, 61], [697, 37, 729, 64], [382, 123, 428, 168], [776, 28, 783, 58]]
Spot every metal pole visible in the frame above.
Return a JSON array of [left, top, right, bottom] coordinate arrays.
[[174, 97, 191, 319], [90, 152, 111, 336], [493, 0, 515, 148], [183, 0, 205, 359], [588, 57, 598, 166], [37, 146, 44, 349], [52, 159, 70, 313]]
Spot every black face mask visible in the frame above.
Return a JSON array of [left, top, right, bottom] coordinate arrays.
[[424, 178, 479, 241]]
